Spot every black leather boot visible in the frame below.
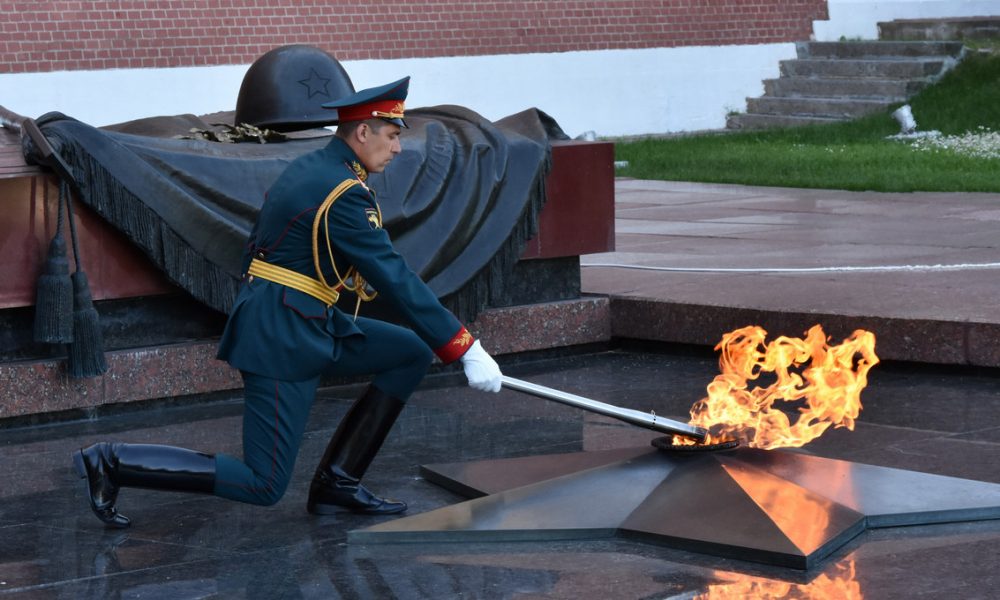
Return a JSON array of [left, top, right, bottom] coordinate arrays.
[[72, 442, 215, 528], [307, 385, 407, 515]]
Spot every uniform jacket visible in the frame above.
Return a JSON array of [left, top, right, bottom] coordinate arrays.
[[217, 136, 472, 381]]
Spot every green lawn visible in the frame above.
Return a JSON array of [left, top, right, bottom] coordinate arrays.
[[613, 47, 1000, 193]]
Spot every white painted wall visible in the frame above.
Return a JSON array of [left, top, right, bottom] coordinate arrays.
[[814, 0, 1000, 41], [1, 44, 796, 138], [4, 2, 999, 137]]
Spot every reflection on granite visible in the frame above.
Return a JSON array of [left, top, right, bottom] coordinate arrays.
[[2, 349, 999, 598]]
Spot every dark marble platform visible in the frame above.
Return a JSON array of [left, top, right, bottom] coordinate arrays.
[[4, 178, 1000, 596], [2, 348, 999, 598]]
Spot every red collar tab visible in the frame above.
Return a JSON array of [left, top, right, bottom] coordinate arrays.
[[348, 160, 368, 183]]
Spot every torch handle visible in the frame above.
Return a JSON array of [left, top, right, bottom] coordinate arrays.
[[500, 376, 707, 441]]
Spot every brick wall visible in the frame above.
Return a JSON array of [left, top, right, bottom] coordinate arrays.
[[1, 1, 827, 74]]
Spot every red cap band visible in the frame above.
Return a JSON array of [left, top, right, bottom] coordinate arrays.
[[337, 99, 406, 123]]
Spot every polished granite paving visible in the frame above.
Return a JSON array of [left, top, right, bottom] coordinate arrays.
[[2, 347, 1000, 599], [583, 180, 1000, 368]]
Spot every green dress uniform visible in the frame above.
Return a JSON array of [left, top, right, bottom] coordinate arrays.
[[72, 76, 491, 528], [213, 134, 475, 505]]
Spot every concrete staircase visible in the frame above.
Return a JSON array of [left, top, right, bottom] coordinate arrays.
[[726, 40, 965, 130]]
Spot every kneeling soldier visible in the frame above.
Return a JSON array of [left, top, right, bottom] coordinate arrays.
[[73, 76, 503, 527]]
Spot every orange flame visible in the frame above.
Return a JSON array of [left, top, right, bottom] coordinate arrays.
[[695, 558, 862, 599], [675, 325, 878, 449]]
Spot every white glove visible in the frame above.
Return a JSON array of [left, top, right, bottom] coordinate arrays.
[[460, 340, 502, 393]]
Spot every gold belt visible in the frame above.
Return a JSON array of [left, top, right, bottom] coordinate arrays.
[[247, 259, 339, 307]]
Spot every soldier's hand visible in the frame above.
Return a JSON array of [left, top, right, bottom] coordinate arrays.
[[460, 340, 502, 393]]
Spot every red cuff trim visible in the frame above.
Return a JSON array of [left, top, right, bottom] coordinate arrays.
[[435, 326, 474, 364]]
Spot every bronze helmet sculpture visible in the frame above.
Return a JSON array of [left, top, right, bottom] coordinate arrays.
[[235, 45, 355, 132]]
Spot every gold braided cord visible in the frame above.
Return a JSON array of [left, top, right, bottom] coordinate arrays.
[[247, 259, 339, 306], [311, 178, 383, 318], [312, 179, 359, 290]]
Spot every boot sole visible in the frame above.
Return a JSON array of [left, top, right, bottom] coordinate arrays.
[[307, 502, 407, 516]]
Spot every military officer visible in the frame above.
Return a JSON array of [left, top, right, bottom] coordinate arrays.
[[73, 76, 504, 528]]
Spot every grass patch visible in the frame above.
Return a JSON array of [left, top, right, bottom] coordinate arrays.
[[614, 48, 1000, 192]]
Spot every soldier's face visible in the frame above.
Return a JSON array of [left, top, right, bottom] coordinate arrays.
[[357, 122, 402, 173]]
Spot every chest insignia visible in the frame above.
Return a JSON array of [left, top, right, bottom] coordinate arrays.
[[365, 207, 381, 229]]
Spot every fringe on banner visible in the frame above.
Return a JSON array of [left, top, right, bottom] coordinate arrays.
[[33, 178, 74, 343], [442, 147, 551, 323], [57, 139, 240, 314], [39, 110, 555, 325]]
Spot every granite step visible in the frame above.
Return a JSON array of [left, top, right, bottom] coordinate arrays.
[[779, 57, 950, 79], [746, 96, 894, 119], [763, 76, 922, 100], [799, 40, 966, 59], [725, 113, 845, 130]]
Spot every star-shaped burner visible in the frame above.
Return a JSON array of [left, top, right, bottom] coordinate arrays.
[[349, 444, 1000, 569]]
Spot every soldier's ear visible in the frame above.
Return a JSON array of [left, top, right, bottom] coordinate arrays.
[[355, 122, 370, 143]]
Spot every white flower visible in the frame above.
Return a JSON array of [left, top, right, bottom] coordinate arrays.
[[907, 128, 1000, 159]]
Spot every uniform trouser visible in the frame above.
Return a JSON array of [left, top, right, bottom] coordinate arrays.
[[213, 317, 434, 505]]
